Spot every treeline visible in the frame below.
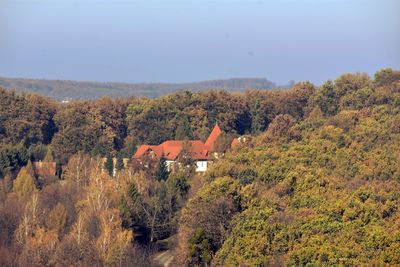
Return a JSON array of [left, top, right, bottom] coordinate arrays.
[[0, 68, 399, 266], [0, 77, 276, 100], [1, 77, 313, 173]]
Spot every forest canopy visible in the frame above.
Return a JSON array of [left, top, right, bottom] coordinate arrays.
[[0, 68, 399, 266]]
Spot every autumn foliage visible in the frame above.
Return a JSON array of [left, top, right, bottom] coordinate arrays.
[[0, 68, 399, 266]]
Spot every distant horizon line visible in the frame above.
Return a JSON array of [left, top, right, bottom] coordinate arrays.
[[0, 75, 292, 86]]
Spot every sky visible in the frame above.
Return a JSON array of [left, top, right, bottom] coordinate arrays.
[[0, 0, 399, 85]]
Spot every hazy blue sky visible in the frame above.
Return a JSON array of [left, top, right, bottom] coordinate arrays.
[[0, 0, 399, 84]]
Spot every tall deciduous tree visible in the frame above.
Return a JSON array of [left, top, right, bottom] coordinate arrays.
[[374, 68, 400, 87], [314, 80, 339, 116], [63, 152, 91, 189], [45, 203, 67, 237]]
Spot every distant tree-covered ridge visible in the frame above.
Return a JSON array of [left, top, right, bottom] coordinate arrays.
[[0, 68, 399, 266], [0, 76, 277, 100]]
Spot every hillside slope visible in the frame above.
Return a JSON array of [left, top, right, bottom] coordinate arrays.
[[0, 68, 399, 267], [0, 77, 276, 100], [175, 70, 400, 266]]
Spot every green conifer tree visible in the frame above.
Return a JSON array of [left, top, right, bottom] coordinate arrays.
[[155, 155, 169, 181], [56, 161, 62, 179], [116, 153, 124, 171], [127, 182, 140, 203], [251, 113, 265, 134], [104, 154, 114, 177]]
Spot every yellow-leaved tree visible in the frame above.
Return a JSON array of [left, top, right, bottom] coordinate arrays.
[[13, 166, 37, 197], [96, 209, 133, 266], [72, 162, 134, 266]]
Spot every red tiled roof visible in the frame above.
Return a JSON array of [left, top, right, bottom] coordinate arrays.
[[133, 125, 223, 161], [134, 140, 210, 160], [33, 161, 56, 177], [231, 138, 239, 148], [205, 124, 222, 150], [134, 145, 151, 157], [134, 145, 164, 158]]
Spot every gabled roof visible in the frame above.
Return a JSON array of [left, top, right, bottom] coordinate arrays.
[[231, 137, 239, 148], [134, 145, 164, 159], [33, 161, 56, 177], [205, 124, 222, 150], [134, 140, 211, 161], [160, 141, 183, 160], [133, 124, 223, 161]]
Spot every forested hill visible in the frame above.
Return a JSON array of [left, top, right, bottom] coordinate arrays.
[[0, 76, 276, 100], [0, 68, 399, 266], [175, 69, 400, 266]]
